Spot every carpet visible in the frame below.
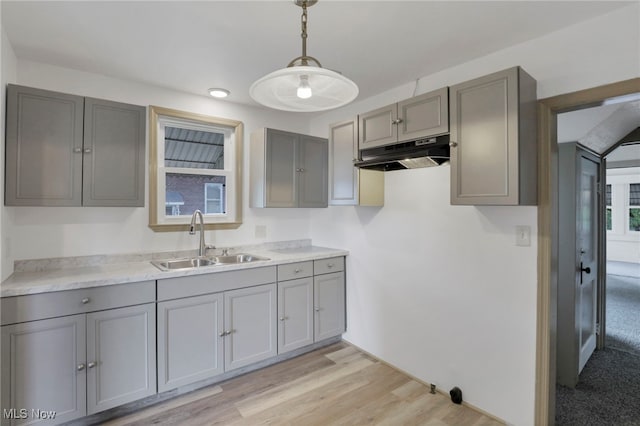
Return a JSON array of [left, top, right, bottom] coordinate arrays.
[[606, 274, 640, 355], [556, 348, 640, 425]]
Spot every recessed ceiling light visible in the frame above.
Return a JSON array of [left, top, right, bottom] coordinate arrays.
[[208, 88, 230, 98]]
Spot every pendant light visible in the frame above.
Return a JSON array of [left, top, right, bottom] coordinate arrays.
[[250, 0, 358, 112]]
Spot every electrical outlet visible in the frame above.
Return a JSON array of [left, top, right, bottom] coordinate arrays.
[[255, 225, 267, 239], [515, 225, 531, 247]]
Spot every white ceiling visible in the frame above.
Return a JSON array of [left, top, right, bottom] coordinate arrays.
[[2, 1, 633, 108]]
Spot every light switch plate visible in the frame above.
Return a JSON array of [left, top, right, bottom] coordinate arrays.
[[515, 225, 531, 247]]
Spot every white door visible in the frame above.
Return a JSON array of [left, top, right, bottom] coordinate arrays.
[[577, 154, 599, 372]]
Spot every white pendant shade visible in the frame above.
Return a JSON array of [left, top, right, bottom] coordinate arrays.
[[250, 66, 359, 112]]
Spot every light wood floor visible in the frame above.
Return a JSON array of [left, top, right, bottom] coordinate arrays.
[[103, 342, 503, 425]]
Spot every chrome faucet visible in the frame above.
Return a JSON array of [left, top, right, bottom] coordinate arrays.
[[189, 210, 214, 257]]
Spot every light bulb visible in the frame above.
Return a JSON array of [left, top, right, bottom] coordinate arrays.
[[296, 75, 312, 99]]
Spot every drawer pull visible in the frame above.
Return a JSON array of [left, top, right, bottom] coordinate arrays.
[[77, 363, 85, 371], [279, 316, 288, 321], [88, 362, 96, 369], [315, 307, 320, 312], [81, 297, 90, 304], [294, 269, 302, 273], [327, 263, 334, 268]]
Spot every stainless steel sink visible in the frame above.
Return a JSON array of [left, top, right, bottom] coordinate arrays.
[[210, 253, 269, 264], [151, 257, 216, 271], [151, 253, 269, 271]]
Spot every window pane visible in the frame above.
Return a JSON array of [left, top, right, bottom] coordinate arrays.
[[606, 207, 612, 231], [166, 173, 226, 216], [205, 183, 223, 214], [164, 126, 224, 170], [630, 183, 640, 206], [605, 184, 611, 206], [630, 208, 640, 231]]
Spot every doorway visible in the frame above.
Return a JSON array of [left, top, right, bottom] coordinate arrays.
[[535, 78, 640, 425]]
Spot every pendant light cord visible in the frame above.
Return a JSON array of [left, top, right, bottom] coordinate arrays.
[[301, 1, 308, 65]]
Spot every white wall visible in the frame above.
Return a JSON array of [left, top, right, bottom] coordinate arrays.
[[1, 27, 18, 280], [309, 4, 639, 425], [2, 59, 315, 276]]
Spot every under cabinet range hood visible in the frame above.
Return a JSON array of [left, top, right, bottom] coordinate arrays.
[[354, 135, 450, 171]]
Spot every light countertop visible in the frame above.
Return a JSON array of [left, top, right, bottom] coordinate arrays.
[[1, 244, 348, 298]]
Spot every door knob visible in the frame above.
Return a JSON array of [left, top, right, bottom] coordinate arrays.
[[579, 262, 591, 285]]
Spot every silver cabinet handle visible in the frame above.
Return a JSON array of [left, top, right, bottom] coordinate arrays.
[[219, 331, 226, 337], [279, 316, 288, 321], [294, 268, 301, 273], [88, 362, 96, 369], [299, 168, 305, 172], [396, 118, 403, 124], [81, 298, 90, 304], [73, 148, 83, 153], [327, 263, 334, 268], [449, 141, 458, 148], [83, 148, 92, 154], [77, 363, 85, 371], [314, 307, 320, 312]]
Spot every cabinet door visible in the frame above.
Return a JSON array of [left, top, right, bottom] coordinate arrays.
[[1, 315, 86, 425], [265, 129, 298, 207], [157, 294, 224, 392], [297, 135, 328, 208], [314, 272, 346, 341], [5, 85, 84, 206], [83, 98, 145, 207], [224, 284, 277, 371], [397, 87, 449, 142], [86, 304, 156, 415], [450, 68, 519, 205], [358, 104, 397, 150], [278, 278, 314, 354], [329, 119, 358, 206]]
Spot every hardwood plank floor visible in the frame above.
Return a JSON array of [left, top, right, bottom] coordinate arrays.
[[103, 342, 503, 426]]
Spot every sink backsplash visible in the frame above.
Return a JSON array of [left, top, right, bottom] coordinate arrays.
[[14, 239, 312, 273]]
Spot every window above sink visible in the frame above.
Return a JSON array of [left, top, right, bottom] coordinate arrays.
[[149, 106, 244, 231]]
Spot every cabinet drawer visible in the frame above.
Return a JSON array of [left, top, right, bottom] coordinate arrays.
[[1, 281, 155, 326], [158, 266, 277, 301], [278, 261, 313, 281], [314, 257, 345, 275]]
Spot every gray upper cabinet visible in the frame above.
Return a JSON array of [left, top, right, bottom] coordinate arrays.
[[449, 67, 537, 205], [250, 128, 328, 208], [358, 87, 449, 150], [82, 98, 146, 207], [5, 85, 145, 207], [329, 119, 384, 206]]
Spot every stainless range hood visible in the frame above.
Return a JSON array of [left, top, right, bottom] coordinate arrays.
[[354, 135, 450, 171]]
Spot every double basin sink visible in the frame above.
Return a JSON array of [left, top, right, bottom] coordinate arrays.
[[151, 253, 269, 271]]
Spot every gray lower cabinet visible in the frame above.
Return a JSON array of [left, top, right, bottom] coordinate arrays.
[[329, 119, 384, 206], [277, 278, 314, 354], [156, 274, 277, 392], [224, 285, 277, 370], [250, 128, 328, 208], [314, 272, 346, 341], [0, 282, 156, 425], [157, 293, 224, 393], [86, 304, 156, 414], [1, 315, 86, 426], [277, 257, 346, 355], [5, 84, 145, 207], [449, 66, 537, 205]]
